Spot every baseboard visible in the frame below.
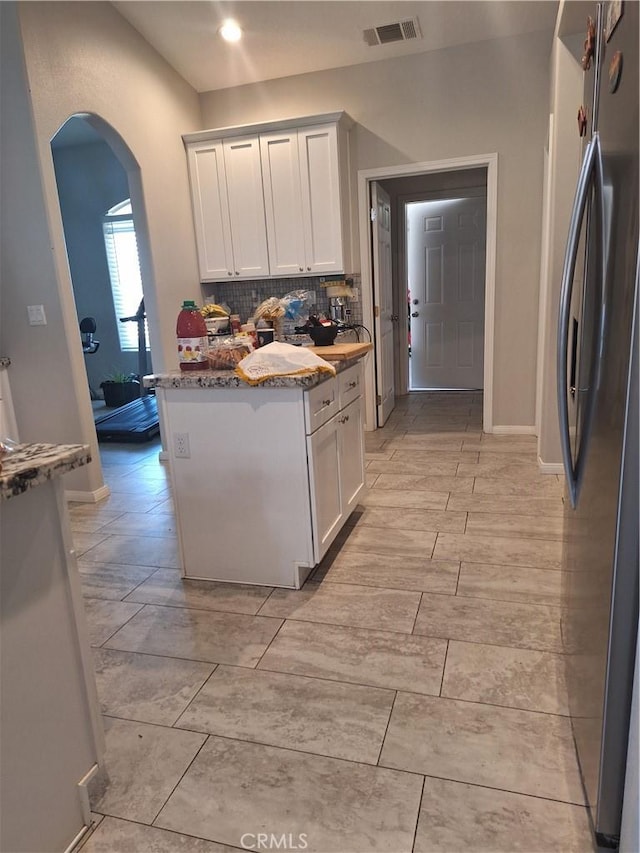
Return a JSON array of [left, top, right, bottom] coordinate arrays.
[[537, 458, 564, 475], [65, 484, 111, 503], [158, 450, 169, 462], [490, 425, 537, 435]]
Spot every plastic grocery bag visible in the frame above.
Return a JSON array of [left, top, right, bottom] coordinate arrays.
[[234, 341, 336, 385]]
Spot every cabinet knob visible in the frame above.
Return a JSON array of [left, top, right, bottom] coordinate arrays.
[[235, 271, 239, 276], [307, 266, 311, 271], [227, 271, 232, 276], [299, 267, 303, 272]]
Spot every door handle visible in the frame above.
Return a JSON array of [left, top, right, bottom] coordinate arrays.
[[411, 311, 419, 317], [557, 132, 602, 508]]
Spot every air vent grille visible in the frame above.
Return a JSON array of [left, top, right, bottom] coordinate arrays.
[[363, 17, 422, 47]]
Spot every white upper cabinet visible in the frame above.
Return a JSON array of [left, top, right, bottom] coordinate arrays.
[[259, 130, 307, 276], [223, 136, 270, 279], [297, 124, 344, 274], [184, 113, 354, 282], [186, 140, 234, 281]]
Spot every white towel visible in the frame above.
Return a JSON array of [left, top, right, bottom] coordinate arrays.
[[234, 341, 336, 385]]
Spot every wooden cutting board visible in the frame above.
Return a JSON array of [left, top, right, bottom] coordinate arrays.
[[305, 341, 373, 361]]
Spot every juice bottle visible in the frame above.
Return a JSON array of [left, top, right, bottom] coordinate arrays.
[[176, 300, 208, 371]]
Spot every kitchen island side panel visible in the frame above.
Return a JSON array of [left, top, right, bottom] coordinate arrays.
[[161, 386, 315, 587]]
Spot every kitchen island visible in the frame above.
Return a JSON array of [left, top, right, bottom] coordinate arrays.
[[1, 443, 104, 852], [145, 344, 371, 588]]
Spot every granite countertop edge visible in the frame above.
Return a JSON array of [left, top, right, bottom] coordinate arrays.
[[145, 353, 364, 390], [1, 443, 91, 500]]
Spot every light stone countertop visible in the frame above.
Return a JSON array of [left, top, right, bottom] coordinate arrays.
[[144, 352, 365, 390], [0, 443, 91, 500]]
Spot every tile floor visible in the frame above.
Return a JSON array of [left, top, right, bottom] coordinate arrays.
[[72, 391, 596, 853]]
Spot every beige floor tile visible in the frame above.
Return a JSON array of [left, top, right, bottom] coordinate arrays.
[[73, 532, 111, 556], [100, 512, 178, 538], [83, 598, 144, 647], [365, 449, 395, 461], [106, 477, 169, 496], [476, 451, 539, 465], [259, 582, 421, 633], [457, 460, 544, 479], [155, 737, 423, 853], [366, 459, 459, 476], [473, 476, 563, 496], [442, 640, 570, 715], [373, 473, 474, 493], [384, 436, 466, 450], [79, 535, 181, 569], [361, 488, 449, 510], [456, 561, 563, 606], [69, 511, 125, 534], [340, 524, 437, 558], [258, 619, 447, 694], [79, 563, 157, 601], [92, 647, 214, 725], [124, 568, 273, 615], [88, 717, 205, 824], [465, 511, 566, 541], [320, 550, 459, 595], [448, 492, 564, 517], [413, 778, 593, 853], [354, 506, 467, 534], [365, 472, 380, 487], [148, 498, 175, 515], [434, 532, 563, 570], [105, 604, 283, 666], [80, 817, 237, 853], [176, 665, 394, 764], [72, 492, 170, 514], [379, 693, 584, 804], [413, 592, 563, 653], [391, 449, 479, 464]]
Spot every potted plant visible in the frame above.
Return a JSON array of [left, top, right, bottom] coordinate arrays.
[[100, 370, 141, 407]]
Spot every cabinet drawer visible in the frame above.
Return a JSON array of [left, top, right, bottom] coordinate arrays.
[[338, 362, 362, 410], [304, 377, 339, 434]]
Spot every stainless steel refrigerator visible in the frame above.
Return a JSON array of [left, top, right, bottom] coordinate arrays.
[[557, 1, 639, 845]]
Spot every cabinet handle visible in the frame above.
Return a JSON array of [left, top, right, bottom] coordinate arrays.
[[347, 381, 357, 389], [339, 414, 350, 424], [321, 399, 332, 407]]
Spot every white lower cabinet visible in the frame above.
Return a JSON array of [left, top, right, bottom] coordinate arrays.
[[306, 370, 365, 564], [158, 361, 365, 588]]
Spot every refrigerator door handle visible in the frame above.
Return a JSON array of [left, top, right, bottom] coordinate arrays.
[[557, 133, 602, 508]]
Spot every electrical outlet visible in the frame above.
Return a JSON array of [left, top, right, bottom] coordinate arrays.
[[174, 432, 190, 458]]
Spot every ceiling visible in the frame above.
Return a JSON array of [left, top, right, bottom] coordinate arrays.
[[113, 1, 559, 93]]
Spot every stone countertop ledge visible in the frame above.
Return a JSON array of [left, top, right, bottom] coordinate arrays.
[[144, 352, 366, 391], [0, 443, 91, 500]]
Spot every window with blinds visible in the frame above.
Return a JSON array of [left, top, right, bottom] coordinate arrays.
[[103, 200, 148, 352]]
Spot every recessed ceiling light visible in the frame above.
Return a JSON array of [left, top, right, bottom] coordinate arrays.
[[219, 19, 242, 42]]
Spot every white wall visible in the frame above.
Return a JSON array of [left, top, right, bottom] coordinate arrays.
[[201, 31, 552, 428], [1, 1, 202, 494]]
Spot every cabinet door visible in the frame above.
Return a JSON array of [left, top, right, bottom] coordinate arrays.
[[298, 124, 344, 274], [186, 141, 235, 281], [260, 131, 306, 276], [307, 415, 343, 563], [223, 136, 270, 279], [338, 396, 365, 516]]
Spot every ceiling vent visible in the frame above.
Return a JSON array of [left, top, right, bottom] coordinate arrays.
[[363, 17, 422, 47]]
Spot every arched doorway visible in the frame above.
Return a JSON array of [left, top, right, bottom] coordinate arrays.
[[51, 113, 160, 445]]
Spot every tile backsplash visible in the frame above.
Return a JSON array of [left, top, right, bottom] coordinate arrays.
[[202, 275, 364, 332]]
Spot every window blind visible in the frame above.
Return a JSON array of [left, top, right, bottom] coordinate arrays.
[[102, 215, 148, 352]]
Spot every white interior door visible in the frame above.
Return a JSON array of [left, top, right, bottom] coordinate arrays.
[[371, 182, 395, 425], [408, 196, 486, 389]]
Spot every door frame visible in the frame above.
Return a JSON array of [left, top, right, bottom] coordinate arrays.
[[358, 153, 498, 433]]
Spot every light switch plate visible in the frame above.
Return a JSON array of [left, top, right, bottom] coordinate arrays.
[[27, 305, 47, 326]]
